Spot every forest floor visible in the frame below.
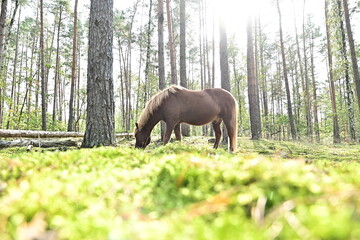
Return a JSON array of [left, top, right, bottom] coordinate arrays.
[[0, 136, 360, 240]]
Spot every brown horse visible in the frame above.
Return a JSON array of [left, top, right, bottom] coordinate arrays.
[[134, 85, 238, 152]]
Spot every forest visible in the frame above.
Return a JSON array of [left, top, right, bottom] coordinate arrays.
[[0, 0, 359, 143], [1, 0, 360, 239]]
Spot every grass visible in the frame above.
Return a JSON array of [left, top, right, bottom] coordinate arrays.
[[0, 137, 360, 240]]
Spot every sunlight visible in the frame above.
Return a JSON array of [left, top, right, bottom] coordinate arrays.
[[216, 0, 262, 33]]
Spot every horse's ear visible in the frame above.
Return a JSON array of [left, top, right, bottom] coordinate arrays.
[[135, 122, 139, 129]]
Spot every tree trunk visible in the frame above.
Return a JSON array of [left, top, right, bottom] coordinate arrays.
[[302, 0, 313, 141], [6, 7, 21, 129], [247, 16, 262, 140], [310, 32, 320, 143], [118, 42, 126, 131], [325, 0, 341, 143], [0, 0, 8, 126], [53, 7, 62, 124], [158, 0, 166, 140], [276, 0, 297, 140], [337, 0, 356, 141], [68, 0, 79, 131], [199, 1, 204, 90], [219, 16, 231, 143], [219, 18, 230, 92], [204, 0, 211, 89], [292, 3, 305, 139], [258, 16, 269, 139], [144, 0, 153, 106], [40, 0, 47, 130], [180, 0, 189, 136], [82, 0, 115, 147], [342, 0, 360, 116], [211, 11, 215, 88], [166, 0, 177, 85]]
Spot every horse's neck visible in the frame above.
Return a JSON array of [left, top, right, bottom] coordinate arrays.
[[142, 111, 161, 133]]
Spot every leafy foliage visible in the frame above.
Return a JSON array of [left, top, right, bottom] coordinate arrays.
[[0, 138, 360, 239]]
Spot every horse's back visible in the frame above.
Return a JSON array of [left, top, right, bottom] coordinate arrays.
[[162, 88, 222, 125]]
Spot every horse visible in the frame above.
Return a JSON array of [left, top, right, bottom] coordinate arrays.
[[134, 85, 238, 152]]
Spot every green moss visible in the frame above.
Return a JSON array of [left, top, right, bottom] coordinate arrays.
[[0, 138, 360, 239]]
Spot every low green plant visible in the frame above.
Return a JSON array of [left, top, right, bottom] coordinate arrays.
[[0, 138, 359, 240]]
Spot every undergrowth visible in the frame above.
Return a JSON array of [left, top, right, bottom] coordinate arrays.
[[0, 137, 360, 239]]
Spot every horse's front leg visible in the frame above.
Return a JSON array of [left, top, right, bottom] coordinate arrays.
[[163, 122, 176, 145], [174, 123, 181, 141], [212, 120, 222, 149]]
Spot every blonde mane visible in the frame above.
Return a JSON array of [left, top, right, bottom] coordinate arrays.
[[137, 85, 185, 128]]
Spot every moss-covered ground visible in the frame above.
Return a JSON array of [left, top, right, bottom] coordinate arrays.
[[1, 137, 360, 240]]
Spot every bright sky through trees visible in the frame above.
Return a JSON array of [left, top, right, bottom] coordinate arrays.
[[110, 0, 358, 82]]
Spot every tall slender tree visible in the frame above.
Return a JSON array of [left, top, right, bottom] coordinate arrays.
[[258, 16, 269, 138], [165, 0, 177, 85], [53, 6, 63, 123], [6, 7, 21, 129], [219, 16, 230, 142], [337, 0, 356, 140], [302, 0, 313, 141], [0, 0, 8, 126], [247, 16, 262, 140], [276, 0, 296, 140], [158, 0, 166, 139], [82, 0, 115, 147], [310, 31, 320, 142], [342, 0, 360, 115], [325, 0, 341, 143], [158, 0, 165, 91], [144, 0, 153, 105], [68, 0, 79, 131], [179, 0, 189, 136], [40, 0, 47, 130]]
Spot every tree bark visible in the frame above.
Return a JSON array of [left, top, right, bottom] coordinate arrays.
[[258, 16, 269, 139], [277, 0, 297, 140], [40, 0, 47, 130], [52, 7, 62, 123], [325, 0, 341, 143], [0, 139, 80, 149], [179, 0, 189, 136], [144, 0, 153, 105], [219, 18, 230, 92], [0, 0, 8, 126], [342, 0, 360, 117], [158, 0, 166, 140], [82, 0, 115, 147], [6, 7, 21, 129], [310, 32, 320, 143], [247, 16, 262, 140], [219, 16, 231, 143], [166, 0, 177, 85], [302, 0, 313, 141], [68, 0, 79, 131], [337, 0, 356, 140]]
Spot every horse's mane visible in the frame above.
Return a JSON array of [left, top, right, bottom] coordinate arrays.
[[137, 85, 185, 128]]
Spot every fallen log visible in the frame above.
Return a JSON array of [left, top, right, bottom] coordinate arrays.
[[0, 129, 133, 139], [0, 139, 80, 149]]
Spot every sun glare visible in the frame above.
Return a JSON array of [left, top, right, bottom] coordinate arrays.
[[216, 0, 262, 34]]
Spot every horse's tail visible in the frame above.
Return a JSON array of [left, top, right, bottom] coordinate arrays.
[[231, 98, 238, 152]]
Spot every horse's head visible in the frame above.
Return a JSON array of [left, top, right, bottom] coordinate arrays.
[[134, 123, 151, 149]]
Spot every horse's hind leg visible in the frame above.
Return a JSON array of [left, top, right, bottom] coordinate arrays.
[[174, 123, 181, 141], [223, 118, 237, 152], [212, 120, 222, 149]]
